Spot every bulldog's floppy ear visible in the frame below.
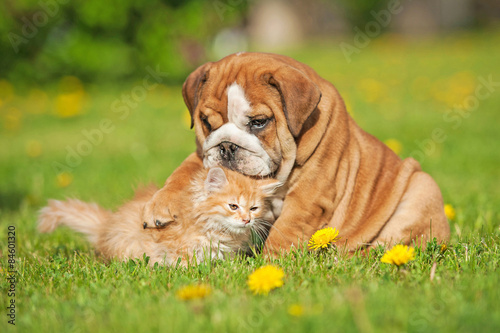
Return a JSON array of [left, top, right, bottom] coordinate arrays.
[[182, 62, 212, 129], [264, 67, 322, 137]]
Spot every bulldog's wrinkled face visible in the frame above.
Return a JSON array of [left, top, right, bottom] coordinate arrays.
[[201, 82, 281, 176], [184, 53, 322, 179]]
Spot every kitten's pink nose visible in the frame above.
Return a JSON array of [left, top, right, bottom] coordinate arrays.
[[243, 219, 250, 225]]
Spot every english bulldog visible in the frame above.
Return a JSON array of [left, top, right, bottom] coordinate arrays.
[[145, 52, 450, 254]]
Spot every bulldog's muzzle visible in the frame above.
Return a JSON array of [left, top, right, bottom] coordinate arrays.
[[219, 142, 239, 162], [202, 123, 278, 177]]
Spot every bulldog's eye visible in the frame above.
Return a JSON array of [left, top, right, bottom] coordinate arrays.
[[249, 118, 269, 130], [200, 115, 212, 132]]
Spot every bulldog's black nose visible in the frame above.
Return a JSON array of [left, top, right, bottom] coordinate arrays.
[[219, 142, 238, 160]]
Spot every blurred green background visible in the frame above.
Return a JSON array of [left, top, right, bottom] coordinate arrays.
[[0, 0, 247, 85], [1, 0, 499, 84]]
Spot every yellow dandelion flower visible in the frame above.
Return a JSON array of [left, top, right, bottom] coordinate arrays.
[[56, 172, 73, 188], [308, 227, 340, 251], [175, 284, 211, 301], [380, 244, 415, 266], [26, 140, 42, 158], [440, 244, 448, 253], [55, 76, 86, 118], [444, 204, 456, 221], [247, 265, 284, 295], [55, 91, 85, 118], [287, 304, 305, 317], [384, 138, 403, 155]]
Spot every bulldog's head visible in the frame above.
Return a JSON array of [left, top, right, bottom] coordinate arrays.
[[183, 52, 322, 181]]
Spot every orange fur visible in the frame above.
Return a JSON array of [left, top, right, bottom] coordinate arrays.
[[175, 52, 450, 255], [38, 168, 279, 266]]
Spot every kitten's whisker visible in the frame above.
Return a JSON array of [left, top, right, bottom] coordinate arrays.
[[255, 230, 268, 245], [253, 222, 269, 234], [253, 221, 273, 240], [252, 220, 269, 232], [251, 222, 273, 246], [256, 219, 288, 242], [251, 225, 267, 244]]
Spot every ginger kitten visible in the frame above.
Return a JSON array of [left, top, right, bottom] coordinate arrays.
[[38, 167, 279, 266]]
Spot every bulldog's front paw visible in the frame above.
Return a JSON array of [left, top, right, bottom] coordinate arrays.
[[262, 229, 304, 259], [261, 237, 288, 259]]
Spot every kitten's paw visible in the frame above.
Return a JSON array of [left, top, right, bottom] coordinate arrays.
[[141, 190, 176, 229]]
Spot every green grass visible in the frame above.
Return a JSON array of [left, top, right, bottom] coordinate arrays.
[[1, 31, 500, 332]]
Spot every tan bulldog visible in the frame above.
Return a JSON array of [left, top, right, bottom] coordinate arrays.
[[145, 52, 450, 254]]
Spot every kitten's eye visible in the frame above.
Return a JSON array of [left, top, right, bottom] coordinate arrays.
[[200, 115, 212, 132], [250, 206, 258, 211], [228, 204, 239, 210]]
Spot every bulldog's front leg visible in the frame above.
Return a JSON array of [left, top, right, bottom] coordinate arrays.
[[262, 219, 317, 257], [142, 153, 204, 228], [262, 193, 327, 256]]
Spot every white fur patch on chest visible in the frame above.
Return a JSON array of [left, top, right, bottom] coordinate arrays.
[[227, 83, 251, 130]]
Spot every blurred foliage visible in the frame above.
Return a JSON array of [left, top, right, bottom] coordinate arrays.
[[336, 0, 392, 29], [1, 0, 495, 85], [0, 0, 247, 84]]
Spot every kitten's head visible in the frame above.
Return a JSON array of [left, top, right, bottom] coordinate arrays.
[[141, 167, 280, 266], [196, 167, 280, 237]]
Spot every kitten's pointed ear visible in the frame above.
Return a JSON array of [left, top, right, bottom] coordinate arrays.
[[205, 167, 228, 193], [260, 180, 282, 196]]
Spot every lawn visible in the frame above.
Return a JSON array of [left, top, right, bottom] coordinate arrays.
[[1, 31, 500, 332]]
